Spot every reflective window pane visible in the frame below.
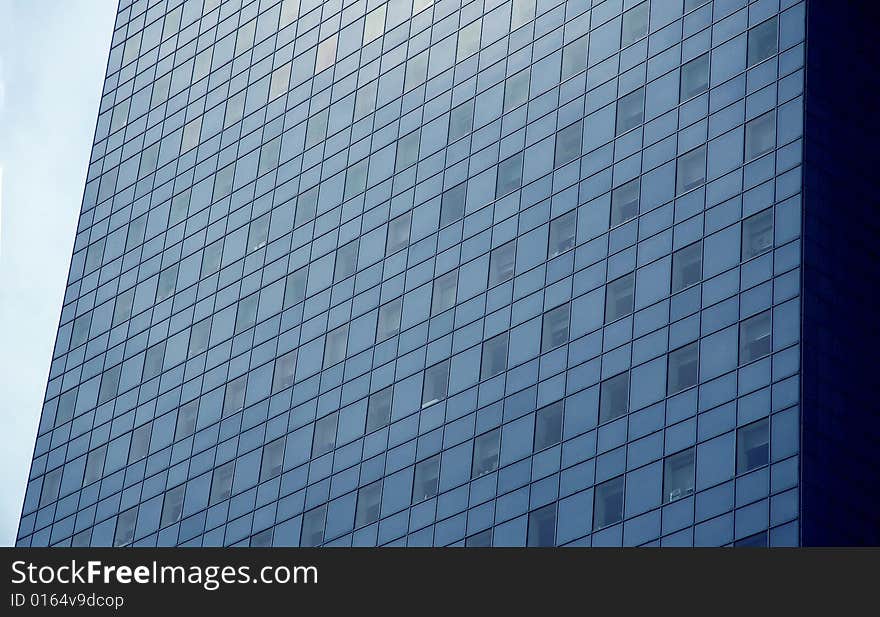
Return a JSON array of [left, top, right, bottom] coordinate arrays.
[[672, 242, 702, 292], [668, 343, 699, 394], [481, 333, 508, 379], [745, 111, 776, 160], [605, 273, 635, 322], [549, 211, 576, 258], [747, 17, 778, 66], [663, 449, 695, 503], [599, 372, 629, 424], [742, 209, 774, 259], [541, 304, 570, 352], [472, 429, 500, 478], [740, 310, 772, 363], [534, 402, 563, 451], [422, 360, 449, 408], [611, 179, 639, 227], [594, 476, 624, 529], [737, 419, 770, 473], [681, 53, 710, 100]]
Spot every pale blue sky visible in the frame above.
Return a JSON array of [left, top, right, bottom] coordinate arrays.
[[0, 0, 116, 545]]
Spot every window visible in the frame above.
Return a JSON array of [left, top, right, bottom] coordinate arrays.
[[305, 110, 328, 148], [55, 390, 75, 427], [685, 0, 710, 10], [355, 81, 377, 119], [39, 468, 61, 507], [323, 324, 348, 367], [663, 448, 695, 503], [621, 1, 649, 46], [456, 19, 481, 61], [335, 241, 358, 281], [449, 100, 473, 141], [344, 159, 368, 199], [735, 531, 768, 547], [594, 476, 624, 529], [160, 485, 185, 527], [422, 360, 449, 408], [610, 179, 639, 226], [527, 504, 557, 547], [616, 88, 645, 134], [404, 51, 428, 92], [414, 0, 434, 15], [747, 17, 778, 67], [235, 294, 258, 333], [676, 146, 706, 193], [355, 481, 382, 527], [70, 314, 89, 349], [599, 372, 629, 423], [98, 365, 121, 405], [605, 273, 635, 322], [668, 342, 699, 394], [737, 419, 770, 473], [680, 53, 709, 100], [534, 402, 563, 451], [84, 446, 106, 485], [377, 298, 403, 342], [412, 456, 440, 502], [247, 215, 269, 251], [440, 182, 466, 227], [395, 130, 420, 171], [740, 310, 772, 363], [742, 209, 773, 259], [548, 211, 576, 257], [431, 271, 458, 315], [156, 266, 177, 302], [260, 437, 285, 481], [472, 429, 500, 478], [114, 508, 137, 546], [496, 152, 523, 197], [315, 35, 337, 73], [272, 350, 296, 393], [300, 505, 326, 547], [489, 241, 516, 286], [167, 192, 190, 228], [144, 343, 164, 382], [295, 188, 318, 227], [554, 121, 582, 166], [113, 288, 134, 326], [511, 0, 536, 30], [541, 304, 570, 352], [312, 412, 338, 457], [561, 36, 588, 79], [175, 400, 198, 440], [181, 117, 201, 152], [284, 268, 307, 307], [363, 5, 386, 44], [257, 134, 280, 176], [188, 318, 210, 357], [128, 424, 151, 463], [503, 69, 530, 112], [386, 212, 411, 254], [209, 461, 234, 505], [745, 112, 776, 160], [672, 242, 702, 292], [466, 529, 492, 547], [481, 333, 508, 379], [366, 386, 393, 432], [251, 530, 273, 547]]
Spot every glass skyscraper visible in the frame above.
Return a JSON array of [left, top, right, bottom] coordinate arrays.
[[16, 0, 879, 547]]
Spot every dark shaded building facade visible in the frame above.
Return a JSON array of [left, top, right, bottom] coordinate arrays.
[[16, 0, 878, 547]]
